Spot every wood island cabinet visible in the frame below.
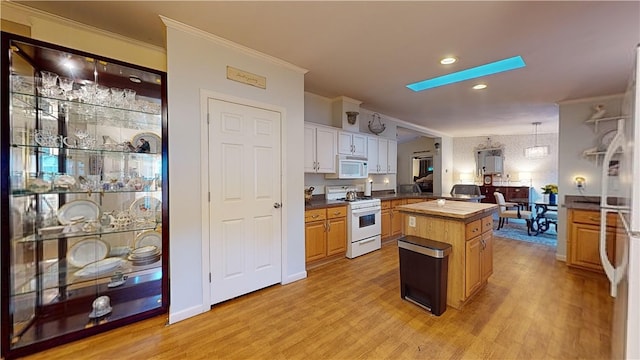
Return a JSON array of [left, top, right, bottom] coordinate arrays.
[[568, 209, 617, 273], [391, 199, 407, 238], [304, 206, 347, 265], [398, 201, 496, 309]]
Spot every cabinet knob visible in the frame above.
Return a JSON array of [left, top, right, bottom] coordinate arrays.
[[274, 202, 282, 209]]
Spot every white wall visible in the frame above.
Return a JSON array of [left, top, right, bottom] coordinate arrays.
[[558, 94, 624, 260], [452, 133, 559, 193], [164, 18, 307, 323]]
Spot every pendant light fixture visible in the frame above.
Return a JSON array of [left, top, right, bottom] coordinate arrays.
[[524, 122, 549, 159]]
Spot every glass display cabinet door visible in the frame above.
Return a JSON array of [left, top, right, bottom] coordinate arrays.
[[1, 32, 168, 359]]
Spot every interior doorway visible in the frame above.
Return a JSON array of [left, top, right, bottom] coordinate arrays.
[[206, 97, 283, 305]]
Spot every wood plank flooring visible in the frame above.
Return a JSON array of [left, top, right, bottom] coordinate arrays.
[[23, 236, 613, 359]]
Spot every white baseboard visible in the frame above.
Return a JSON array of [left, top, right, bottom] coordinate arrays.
[[282, 270, 307, 285], [555, 253, 567, 262], [168, 304, 206, 325]]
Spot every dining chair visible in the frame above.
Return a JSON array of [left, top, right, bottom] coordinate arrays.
[[494, 192, 534, 235], [450, 184, 482, 196]]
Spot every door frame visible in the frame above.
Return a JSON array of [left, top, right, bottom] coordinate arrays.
[[199, 90, 288, 311]]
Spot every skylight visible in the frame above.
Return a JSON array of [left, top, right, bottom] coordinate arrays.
[[406, 55, 526, 92]]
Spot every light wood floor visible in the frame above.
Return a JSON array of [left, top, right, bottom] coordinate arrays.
[[24, 236, 613, 360]]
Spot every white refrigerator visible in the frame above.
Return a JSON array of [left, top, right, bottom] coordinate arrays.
[[600, 44, 640, 359]]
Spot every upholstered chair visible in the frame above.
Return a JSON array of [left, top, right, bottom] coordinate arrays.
[[494, 192, 534, 235]]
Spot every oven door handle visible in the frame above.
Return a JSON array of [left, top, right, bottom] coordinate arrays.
[[350, 208, 381, 216], [358, 237, 377, 244]]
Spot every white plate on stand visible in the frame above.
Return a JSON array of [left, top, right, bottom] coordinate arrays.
[[74, 257, 122, 277], [134, 230, 162, 252], [67, 238, 110, 268], [57, 199, 100, 225]]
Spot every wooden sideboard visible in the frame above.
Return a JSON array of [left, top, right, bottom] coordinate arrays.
[[480, 185, 531, 205]]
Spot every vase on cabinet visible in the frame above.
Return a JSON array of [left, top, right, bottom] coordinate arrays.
[[549, 193, 557, 205]]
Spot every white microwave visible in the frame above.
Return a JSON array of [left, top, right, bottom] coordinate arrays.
[[326, 156, 368, 179]]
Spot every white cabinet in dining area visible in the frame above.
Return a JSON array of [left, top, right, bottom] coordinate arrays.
[[367, 137, 397, 174], [338, 131, 367, 158], [304, 123, 337, 173]]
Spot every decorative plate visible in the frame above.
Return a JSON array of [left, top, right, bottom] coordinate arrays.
[[131, 132, 161, 154], [67, 237, 110, 268], [74, 257, 122, 277], [130, 245, 158, 258], [57, 199, 100, 225], [129, 196, 162, 220], [599, 129, 617, 151], [134, 230, 162, 252]]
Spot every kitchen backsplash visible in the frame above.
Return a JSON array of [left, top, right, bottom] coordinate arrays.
[[304, 173, 397, 196]]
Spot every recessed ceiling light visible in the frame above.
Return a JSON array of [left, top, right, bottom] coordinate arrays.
[[440, 57, 457, 65], [129, 75, 142, 83], [407, 55, 526, 92], [472, 84, 487, 90]]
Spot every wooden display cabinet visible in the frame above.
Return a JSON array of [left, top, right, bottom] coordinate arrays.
[[1, 33, 168, 359]]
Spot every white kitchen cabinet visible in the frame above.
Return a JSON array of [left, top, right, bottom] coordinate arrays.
[[367, 137, 379, 174], [367, 136, 389, 174], [338, 131, 367, 158], [304, 123, 337, 173], [387, 139, 397, 174]]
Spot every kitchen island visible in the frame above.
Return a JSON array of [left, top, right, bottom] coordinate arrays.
[[397, 200, 497, 309]]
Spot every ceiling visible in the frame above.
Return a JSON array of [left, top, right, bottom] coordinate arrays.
[[13, 1, 640, 138]]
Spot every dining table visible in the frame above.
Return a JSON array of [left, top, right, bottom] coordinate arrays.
[[532, 201, 558, 235]]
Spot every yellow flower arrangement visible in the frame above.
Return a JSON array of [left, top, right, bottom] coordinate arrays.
[[541, 184, 558, 194]]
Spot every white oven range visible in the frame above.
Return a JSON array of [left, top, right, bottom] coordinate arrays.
[[325, 186, 382, 258]]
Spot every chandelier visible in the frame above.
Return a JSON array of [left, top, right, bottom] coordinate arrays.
[[524, 122, 549, 159]]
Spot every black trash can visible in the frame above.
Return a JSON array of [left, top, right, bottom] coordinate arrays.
[[398, 235, 451, 316]]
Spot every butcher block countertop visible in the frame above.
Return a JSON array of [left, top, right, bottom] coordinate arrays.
[[397, 200, 497, 221]]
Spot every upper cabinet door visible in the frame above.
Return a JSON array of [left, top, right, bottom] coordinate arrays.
[[338, 131, 354, 155], [377, 139, 388, 174], [352, 133, 367, 158], [367, 136, 380, 173], [304, 125, 318, 172], [387, 140, 397, 174], [315, 127, 337, 173], [338, 131, 367, 158]]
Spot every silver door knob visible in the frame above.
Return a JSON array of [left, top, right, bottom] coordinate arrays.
[[273, 202, 282, 208]]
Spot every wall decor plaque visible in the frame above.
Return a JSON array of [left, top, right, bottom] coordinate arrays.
[[226, 66, 266, 89]]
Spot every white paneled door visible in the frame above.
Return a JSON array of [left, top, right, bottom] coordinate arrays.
[[208, 98, 282, 305]]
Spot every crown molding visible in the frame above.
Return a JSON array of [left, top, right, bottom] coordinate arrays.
[[2, 2, 165, 54], [558, 93, 624, 105], [160, 16, 308, 75]]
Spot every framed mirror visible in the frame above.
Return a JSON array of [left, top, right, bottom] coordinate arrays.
[[474, 138, 504, 177]]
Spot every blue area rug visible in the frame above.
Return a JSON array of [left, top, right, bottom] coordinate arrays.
[[493, 218, 557, 247]]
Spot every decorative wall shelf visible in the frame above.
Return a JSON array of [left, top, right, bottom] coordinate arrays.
[[584, 115, 628, 132]]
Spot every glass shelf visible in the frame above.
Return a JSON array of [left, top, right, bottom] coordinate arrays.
[[11, 257, 162, 297]]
